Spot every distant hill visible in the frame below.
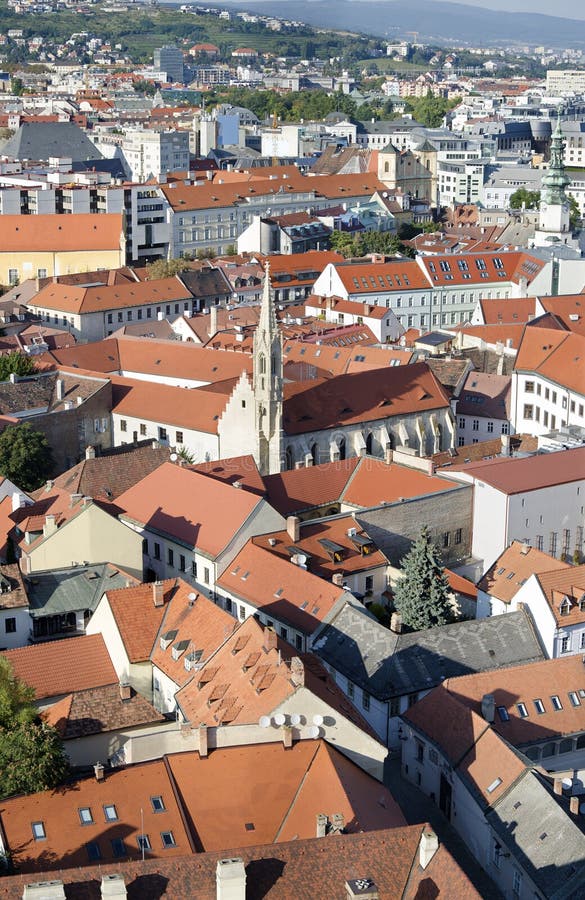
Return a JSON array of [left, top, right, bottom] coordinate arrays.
[[220, 0, 585, 47]]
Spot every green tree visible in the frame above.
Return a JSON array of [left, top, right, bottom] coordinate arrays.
[[392, 526, 453, 631], [0, 657, 36, 729], [568, 193, 581, 230], [0, 351, 36, 381], [0, 721, 69, 798], [0, 423, 53, 491], [509, 188, 540, 210], [145, 257, 187, 279]]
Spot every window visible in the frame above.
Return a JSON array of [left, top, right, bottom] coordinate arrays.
[[103, 804, 118, 822], [416, 740, 424, 762], [140, 423, 147, 436], [525, 380, 535, 393], [5, 617, 16, 634], [458, 417, 465, 430], [120, 419, 127, 432], [442, 532, 450, 549], [137, 834, 151, 851], [560, 636, 569, 653], [455, 528, 462, 544], [347, 680, 354, 699], [551, 695, 563, 711], [86, 842, 101, 861], [176, 431, 183, 444], [79, 807, 94, 825], [241, 606, 247, 622], [569, 691, 581, 707], [154, 542, 161, 560], [8, 269, 18, 285], [203, 567, 210, 585], [167, 548, 174, 567], [362, 691, 370, 711], [513, 869, 522, 897], [151, 796, 165, 812], [516, 702, 528, 718], [523, 404, 534, 420], [179, 554, 186, 572], [487, 421, 494, 433], [158, 427, 167, 441], [32, 822, 46, 841], [533, 698, 545, 715], [161, 831, 176, 848], [408, 692, 419, 708], [111, 838, 126, 858], [550, 532, 558, 556], [497, 706, 509, 722], [501, 422, 509, 435], [472, 419, 479, 431], [107, 313, 113, 324], [296, 634, 303, 651]]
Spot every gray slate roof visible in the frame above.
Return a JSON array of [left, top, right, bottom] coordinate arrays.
[[312, 606, 545, 700], [0, 122, 102, 163], [487, 771, 585, 900], [26, 563, 130, 618]]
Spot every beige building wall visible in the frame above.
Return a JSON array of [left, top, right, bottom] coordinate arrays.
[[86, 591, 153, 699], [23, 502, 144, 581], [0, 247, 125, 286]]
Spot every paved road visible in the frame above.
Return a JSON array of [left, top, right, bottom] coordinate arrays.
[[384, 754, 504, 899]]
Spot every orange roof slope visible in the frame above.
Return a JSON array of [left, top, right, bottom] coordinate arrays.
[[341, 457, 454, 508], [191, 454, 265, 496], [479, 296, 537, 324], [0, 759, 191, 873], [535, 564, 585, 627], [515, 326, 585, 395], [166, 741, 405, 851], [263, 458, 360, 515], [283, 362, 449, 435], [0, 213, 123, 252], [111, 376, 229, 434], [104, 578, 191, 663], [217, 542, 345, 633], [337, 259, 430, 294], [537, 294, 585, 336], [2, 634, 116, 700], [449, 445, 585, 495], [116, 335, 252, 383], [442, 656, 585, 747], [478, 540, 569, 604], [31, 276, 191, 315], [116, 463, 264, 557]]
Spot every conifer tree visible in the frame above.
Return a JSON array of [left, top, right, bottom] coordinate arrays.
[[393, 527, 453, 631]]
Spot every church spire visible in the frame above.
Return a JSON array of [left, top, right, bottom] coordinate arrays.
[[252, 261, 283, 475], [542, 110, 571, 205]]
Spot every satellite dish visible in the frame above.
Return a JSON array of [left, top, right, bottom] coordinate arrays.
[[563, 777, 573, 790], [290, 713, 301, 726], [309, 725, 320, 738], [188, 592, 197, 601], [312, 714, 323, 726], [258, 716, 271, 728], [170, 453, 178, 462], [274, 713, 286, 726]]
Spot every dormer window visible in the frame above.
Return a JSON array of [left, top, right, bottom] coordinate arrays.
[[560, 596, 571, 616], [318, 538, 346, 563]]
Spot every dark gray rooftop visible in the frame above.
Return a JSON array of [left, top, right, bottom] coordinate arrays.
[[0, 122, 102, 163], [311, 606, 545, 700], [488, 771, 585, 900], [25, 563, 130, 618]]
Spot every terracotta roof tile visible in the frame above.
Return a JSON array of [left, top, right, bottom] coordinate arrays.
[[444, 446, 585, 495], [341, 457, 453, 509], [190, 455, 265, 496], [479, 297, 537, 325], [337, 259, 430, 294], [515, 326, 585, 395], [111, 376, 229, 434], [0, 213, 123, 253], [477, 540, 569, 604], [535, 564, 585, 627], [116, 464, 265, 557], [43, 683, 164, 739], [31, 276, 191, 316], [2, 634, 116, 700], [263, 459, 359, 516], [456, 371, 511, 419], [103, 578, 184, 664]]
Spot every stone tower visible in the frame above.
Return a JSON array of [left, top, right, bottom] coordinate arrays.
[[253, 262, 283, 475], [536, 112, 572, 243]]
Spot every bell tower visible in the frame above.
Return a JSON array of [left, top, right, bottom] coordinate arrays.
[[253, 262, 283, 475]]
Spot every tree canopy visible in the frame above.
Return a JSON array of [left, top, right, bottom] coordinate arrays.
[[392, 526, 454, 631], [509, 188, 540, 210], [0, 658, 69, 799], [0, 352, 36, 381], [0, 422, 53, 491]]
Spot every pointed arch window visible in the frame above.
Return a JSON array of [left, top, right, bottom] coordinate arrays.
[[259, 354, 266, 375]]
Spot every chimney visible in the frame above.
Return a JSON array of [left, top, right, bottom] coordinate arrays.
[[100, 874, 127, 898], [282, 725, 293, 749], [216, 858, 246, 900], [56, 378, 65, 400], [69, 492, 83, 507], [553, 777, 564, 796], [119, 682, 131, 701], [43, 514, 57, 538], [152, 581, 165, 607], [11, 491, 27, 512], [570, 795, 581, 816], [346, 879, 379, 900], [209, 304, 218, 337], [385, 447, 393, 465], [289, 656, 304, 687], [332, 572, 344, 587], [419, 827, 439, 869], [316, 813, 328, 837], [263, 628, 277, 652], [390, 612, 402, 634], [481, 693, 496, 724], [23, 883, 66, 900], [199, 724, 208, 758], [501, 434, 511, 456], [85, 445, 96, 460], [94, 761, 105, 782], [286, 516, 300, 543], [330, 812, 345, 833]]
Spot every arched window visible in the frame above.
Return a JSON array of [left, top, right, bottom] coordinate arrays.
[[310, 442, 318, 466], [285, 446, 294, 471], [365, 432, 373, 455], [271, 354, 277, 376], [339, 437, 346, 461], [258, 354, 266, 375]]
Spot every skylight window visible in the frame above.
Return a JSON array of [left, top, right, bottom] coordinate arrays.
[[79, 807, 94, 825], [32, 822, 46, 841], [151, 796, 165, 813], [497, 706, 509, 722], [569, 691, 581, 707], [516, 702, 528, 718], [551, 695, 563, 711], [486, 777, 502, 794], [104, 804, 118, 822], [533, 698, 545, 715]]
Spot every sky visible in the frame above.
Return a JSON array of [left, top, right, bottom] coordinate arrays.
[[342, 0, 585, 20]]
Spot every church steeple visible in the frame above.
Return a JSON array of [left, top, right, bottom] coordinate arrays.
[[253, 262, 283, 475], [542, 112, 571, 206]]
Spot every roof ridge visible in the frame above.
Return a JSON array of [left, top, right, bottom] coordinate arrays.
[[272, 741, 322, 843]]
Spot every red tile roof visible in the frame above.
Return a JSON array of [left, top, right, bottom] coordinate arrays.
[[2, 634, 116, 700], [43, 683, 164, 739], [116, 464, 265, 558], [216, 542, 346, 634], [445, 446, 585, 495], [341, 457, 453, 509], [111, 376, 229, 434], [263, 458, 360, 516], [337, 259, 430, 295], [190, 454, 265, 496], [31, 276, 191, 315], [477, 540, 569, 604], [0, 213, 123, 253], [535, 564, 585, 627], [515, 326, 585, 395], [479, 296, 537, 325]]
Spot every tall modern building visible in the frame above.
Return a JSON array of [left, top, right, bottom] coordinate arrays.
[[154, 46, 184, 84]]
